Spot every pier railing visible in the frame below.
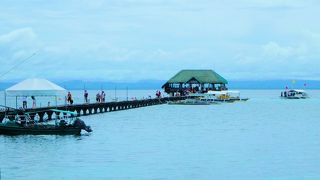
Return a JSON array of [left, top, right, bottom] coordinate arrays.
[[0, 96, 185, 122]]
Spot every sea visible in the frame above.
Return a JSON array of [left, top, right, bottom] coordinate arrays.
[[1, 90, 320, 179]]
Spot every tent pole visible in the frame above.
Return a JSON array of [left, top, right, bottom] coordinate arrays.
[[4, 91, 6, 106], [55, 96, 57, 108]]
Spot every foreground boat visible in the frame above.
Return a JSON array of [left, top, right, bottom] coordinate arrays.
[[0, 109, 92, 135]]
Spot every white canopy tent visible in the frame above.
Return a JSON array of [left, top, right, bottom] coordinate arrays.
[[5, 78, 67, 108]]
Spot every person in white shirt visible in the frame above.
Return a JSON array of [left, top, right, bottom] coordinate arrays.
[[22, 96, 27, 109]]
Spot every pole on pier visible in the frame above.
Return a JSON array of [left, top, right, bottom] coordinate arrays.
[[126, 86, 128, 101], [114, 86, 117, 102], [83, 83, 86, 103]]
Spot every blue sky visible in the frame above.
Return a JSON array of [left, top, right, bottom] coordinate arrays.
[[0, 0, 319, 81]]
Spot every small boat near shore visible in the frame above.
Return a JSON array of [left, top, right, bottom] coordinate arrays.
[[0, 109, 92, 135], [280, 89, 309, 99]]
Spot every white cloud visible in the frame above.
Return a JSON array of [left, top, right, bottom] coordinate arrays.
[[0, 28, 41, 60], [239, 0, 317, 9], [0, 1, 320, 81], [262, 42, 307, 59]]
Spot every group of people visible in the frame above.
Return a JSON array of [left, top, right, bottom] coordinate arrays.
[[20, 89, 164, 108], [18, 90, 111, 108], [95, 91, 106, 103], [66, 90, 107, 105], [67, 90, 107, 105]]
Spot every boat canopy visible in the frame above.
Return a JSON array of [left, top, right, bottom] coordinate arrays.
[[207, 91, 227, 95], [290, 89, 306, 93], [207, 90, 240, 95], [5, 78, 66, 97], [49, 109, 78, 116]]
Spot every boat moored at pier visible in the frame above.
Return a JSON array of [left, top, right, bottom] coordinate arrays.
[[197, 90, 249, 103], [0, 109, 92, 135]]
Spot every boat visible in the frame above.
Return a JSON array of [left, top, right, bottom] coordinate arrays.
[[280, 89, 309, 99], [0, 109, 92, 135], [204, 90, 249, 102]]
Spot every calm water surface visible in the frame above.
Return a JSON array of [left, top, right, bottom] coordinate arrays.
[[1, 90, 320, 179]]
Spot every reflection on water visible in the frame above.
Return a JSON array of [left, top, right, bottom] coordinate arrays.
[[1, 90, 320, 179]]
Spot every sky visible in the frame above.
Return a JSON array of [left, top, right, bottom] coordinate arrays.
[[0, 0, 319, 82]]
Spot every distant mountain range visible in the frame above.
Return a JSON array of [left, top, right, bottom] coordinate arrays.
[[0, 80, 319, 90]]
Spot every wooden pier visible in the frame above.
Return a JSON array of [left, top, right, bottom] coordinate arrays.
[[0, 96, 185, 122]]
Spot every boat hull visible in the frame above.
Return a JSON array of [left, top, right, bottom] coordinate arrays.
[[280, 97, 308, 99], [0, 124, 81, 135], [168, 99, 212, 105]]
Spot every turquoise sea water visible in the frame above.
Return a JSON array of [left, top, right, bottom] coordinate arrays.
[[1, 90, 320, 179]]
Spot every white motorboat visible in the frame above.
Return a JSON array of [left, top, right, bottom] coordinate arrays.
[[280, 89, 309, 99]]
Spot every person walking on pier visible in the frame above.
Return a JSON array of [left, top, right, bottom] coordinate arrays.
[[84, 90, 89, 103]]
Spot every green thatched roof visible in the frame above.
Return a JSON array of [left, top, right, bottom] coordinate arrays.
[[165, 70, 228, 84]]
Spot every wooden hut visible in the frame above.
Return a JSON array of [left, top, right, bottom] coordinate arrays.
[[162, 70, 228, 96]]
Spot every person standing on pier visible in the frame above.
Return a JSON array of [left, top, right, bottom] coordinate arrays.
[[67, 92, 73, 105], [31, 96, 36, 108], [101, 91, 106, 102], [84, 90, 89, 103], [22, 96, 27, 109], [155, 90, 161, 98], [96, 92, 101, 103]]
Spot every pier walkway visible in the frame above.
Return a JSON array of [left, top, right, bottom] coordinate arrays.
[[0, 96, 185, 122]]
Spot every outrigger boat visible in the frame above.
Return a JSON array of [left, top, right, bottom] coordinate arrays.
[[168, 90, 249, 105], [193, 91, 248, 103], [168, 98, 212, 105], [0, 109, 92, 135], [211, 91, 249, 102]]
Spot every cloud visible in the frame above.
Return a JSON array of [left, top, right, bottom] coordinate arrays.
[[0, 1, 320, 81], [0, 28, 43, 80], [262, 42, 307, 59], [0, 28, 41, 60], [231, 39, 319, 80], [239, 0, 317, 9]]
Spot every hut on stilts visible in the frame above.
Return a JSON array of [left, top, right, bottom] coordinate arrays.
[[162, 70, 228, 96]]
